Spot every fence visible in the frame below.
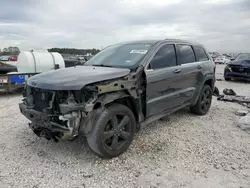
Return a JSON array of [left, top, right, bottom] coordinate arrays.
[[0, 73, 38, 93]]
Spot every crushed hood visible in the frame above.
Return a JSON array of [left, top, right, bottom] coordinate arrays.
[[27, 66, 130, 90]]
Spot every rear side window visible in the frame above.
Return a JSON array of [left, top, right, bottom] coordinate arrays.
[[176, 45, 196, 64], [150, 44, 177, 69], [193, 46, 209, 61]]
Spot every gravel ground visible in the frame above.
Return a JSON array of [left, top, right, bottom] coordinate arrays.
[[0, 64, 250, 188]]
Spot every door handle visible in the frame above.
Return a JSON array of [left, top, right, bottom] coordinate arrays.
[[174, 69, 181, 73], [197, 64, 203, 69]]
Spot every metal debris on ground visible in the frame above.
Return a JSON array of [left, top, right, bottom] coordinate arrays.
[[238, 114, 250, 134], [218, 95, 250, 108], [235, 110, 249, 116], [216, 88, 250, 108]]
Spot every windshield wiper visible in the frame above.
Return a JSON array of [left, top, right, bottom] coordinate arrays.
[[92, 64, 114, 67]]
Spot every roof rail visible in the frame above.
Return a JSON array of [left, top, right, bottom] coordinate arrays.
[[164, 38, 202, 45], [164, 38, 183, 41]]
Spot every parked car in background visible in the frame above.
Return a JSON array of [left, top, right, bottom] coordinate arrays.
[[76, 55, 86, 64], [224, 53, 250, 81], [0, 55, 18, 61], [0, 55, 18, 67], [19, 39, 215, 158], [9, 55, 18, 61], [0, 55, 11, 61], [214, 56, 230, 64]]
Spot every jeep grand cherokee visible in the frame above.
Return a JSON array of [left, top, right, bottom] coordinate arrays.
[[19, 39, 215, 158]]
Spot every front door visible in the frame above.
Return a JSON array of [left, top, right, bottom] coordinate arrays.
[[145, 44, 184, 117]]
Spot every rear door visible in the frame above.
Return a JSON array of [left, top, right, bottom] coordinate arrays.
[[145, 44, 184, 117], [192, 46, 211, 92], [175, 44, 201, 104]]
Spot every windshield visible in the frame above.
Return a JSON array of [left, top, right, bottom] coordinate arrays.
[[84, 43, 153, 68], [235, 53, 250, 61]]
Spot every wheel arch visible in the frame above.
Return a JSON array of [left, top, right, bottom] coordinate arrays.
[[95, 91, 139, 123], [204, 78, 214, 90], [192, 75, 215, 106]]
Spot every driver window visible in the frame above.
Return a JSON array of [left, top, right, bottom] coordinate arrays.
[[149, 44, 177, 70]]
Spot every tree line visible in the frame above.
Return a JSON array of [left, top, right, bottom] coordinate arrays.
[[48, 48, 100, 55], [0, 46, 20, 56], [0, 47, 101, 56]]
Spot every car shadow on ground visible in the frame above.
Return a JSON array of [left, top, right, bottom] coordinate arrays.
[[0, 92, 22, 97], [0, 89, 23, 96], [23, 107, 193, 160], [25, 134, 99, 161]]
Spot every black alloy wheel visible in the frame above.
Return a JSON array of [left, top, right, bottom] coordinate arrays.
[[190, 84, 213, 115], [199, 87, 212, 112], [103, 113, 132, 151], [87, 103, 136, 158]]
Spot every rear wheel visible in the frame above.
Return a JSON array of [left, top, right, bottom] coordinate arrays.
[[87, 103, 136, 158], [190, 84, 212, 115]]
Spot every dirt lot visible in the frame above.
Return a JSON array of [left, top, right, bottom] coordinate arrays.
[[0, 64, 249, 188]]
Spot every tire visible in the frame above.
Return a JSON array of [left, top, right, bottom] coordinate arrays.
[[224, 77, 231, 81], [190, 84, 213, 115], [87, 103, 136, 158]]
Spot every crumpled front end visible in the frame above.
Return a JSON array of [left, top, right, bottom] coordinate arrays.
[[19, 85, 98, 141], [19, 66, 144, 142]]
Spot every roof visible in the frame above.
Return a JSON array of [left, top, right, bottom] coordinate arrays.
[[163, 38, 203, 46], [113, 38, 203, 47]]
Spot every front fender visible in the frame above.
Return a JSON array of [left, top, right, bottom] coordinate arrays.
[[97, 91, 130, 106]]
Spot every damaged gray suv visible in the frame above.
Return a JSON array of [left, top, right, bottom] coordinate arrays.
[[19, 39, 215, 158]]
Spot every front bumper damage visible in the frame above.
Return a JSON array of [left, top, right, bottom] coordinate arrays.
[[19, 102, 82, 141], [19, 86, 98, 141]]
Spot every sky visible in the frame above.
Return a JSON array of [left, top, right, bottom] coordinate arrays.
[[0, 0, 249, 52]]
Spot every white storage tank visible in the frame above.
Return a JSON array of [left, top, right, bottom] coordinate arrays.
[[17, 50, 65, 73]]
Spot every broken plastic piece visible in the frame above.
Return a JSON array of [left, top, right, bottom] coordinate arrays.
[[223, 88, 237, 96], [213, 86, 220, 96]]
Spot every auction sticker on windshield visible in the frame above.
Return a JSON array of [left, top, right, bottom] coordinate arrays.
[[130, 50, 148, 54]]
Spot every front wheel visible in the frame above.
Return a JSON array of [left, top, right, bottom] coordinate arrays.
[[190, 84, 213, 115], [87, 103, 136, 158]]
